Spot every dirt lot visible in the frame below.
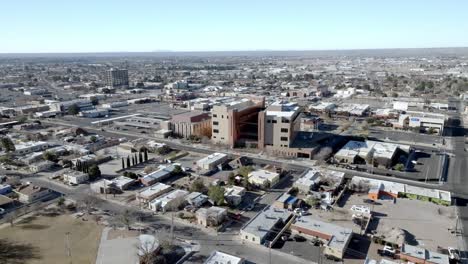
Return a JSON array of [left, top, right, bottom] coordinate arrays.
[[342, 192, 458, 251], [0, 212, 103, 264]]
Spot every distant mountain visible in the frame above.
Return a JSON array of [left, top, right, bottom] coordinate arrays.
[[1, 47, 468, 58]]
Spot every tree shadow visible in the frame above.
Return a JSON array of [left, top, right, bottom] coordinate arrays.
[[20, 224, 50, 230], [16, 215, 37, 225], [402, 229, 419, 246], [0, 238, 42, 264], [186, 253, 208, 263]]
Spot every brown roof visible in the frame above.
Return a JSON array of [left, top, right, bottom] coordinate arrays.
[[171, 111, 210, 123], [0, 194, 13, 207], [16, 184, 48, 196]]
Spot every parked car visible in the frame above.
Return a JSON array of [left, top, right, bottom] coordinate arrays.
[[293, 234, 306, 242], [448, 247, 460, 261], [378, 246, 396, 258]]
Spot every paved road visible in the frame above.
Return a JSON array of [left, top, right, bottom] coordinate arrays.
[[443, 99, 468, 259]]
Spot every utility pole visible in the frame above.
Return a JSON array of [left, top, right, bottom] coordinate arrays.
[[65, 232, 72, 264], [269, 242, 272, 264], [103, 180, 107, 199], [425, 163, 430, 183], [170, 211, 174, 245]]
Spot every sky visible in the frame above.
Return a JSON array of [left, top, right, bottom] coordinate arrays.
[[1, 0, 468, 53]]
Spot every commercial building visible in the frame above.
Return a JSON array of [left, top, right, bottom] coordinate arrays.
[[294, 169, 321, 194], [258, 101, 301, 150], [140, 164, 181, 186], [29, 161, 54, 173], [334, 140, 410, 168], [170, 111, 211, 139], [196, 206, 227, 227], [111, 176, 135, 191], [136, 183, 172, 206], [399, 244, 449, 264], [196, 153, 228, 171], [114, 116, 167, 129], [211, 96, 265, 147], [50, 99, 94, 113], [14, 141, 49, 155], [105, 68, 129, 88], [63, 170, 89, 185], [149, 189, 189, 212], [240, 206, 293, 245], [291, 216, 353, 260], [248, 169, 280, 187], [90, 179, 118, 194], [79, 108, 109, 118], [394, 111, 446, 135], [333, 103, 370, 116], [224, 186, 246, 206], [101, 101, 128, 109], [350, 176, 451, 204], [259, 101, 328, 158], [15, 184, 52, 203], [204, 251, 245, 264]]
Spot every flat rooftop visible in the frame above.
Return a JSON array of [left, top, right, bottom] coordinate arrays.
[[137, 183, 171, 198], [204, 250, 244, 264], [292, 215, 353, 251], [241, 206, 292, 242]]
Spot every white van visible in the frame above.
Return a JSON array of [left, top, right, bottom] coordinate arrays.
[[350, 205, 371, 214]]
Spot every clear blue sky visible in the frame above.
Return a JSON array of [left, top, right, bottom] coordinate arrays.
[[1, 0, 468, 53]]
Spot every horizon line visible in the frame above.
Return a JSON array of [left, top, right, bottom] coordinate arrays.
[[1, 46, 468, 55]]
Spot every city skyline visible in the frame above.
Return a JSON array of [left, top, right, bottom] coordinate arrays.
[[1, 0, 468, 53]]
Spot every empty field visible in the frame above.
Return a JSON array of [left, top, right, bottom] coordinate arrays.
[[0, 212, 103, 264]]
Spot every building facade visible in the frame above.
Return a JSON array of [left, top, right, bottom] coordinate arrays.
[[211, 97, 265, 147], [105, 68, 129, 88]]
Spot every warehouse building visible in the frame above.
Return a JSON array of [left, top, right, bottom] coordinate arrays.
[[291, 216, 353, 260], [170, 111, 211, 139], [240, 206, 293, 245], [196, 153, 228, 171], [136, 183, 172, 206]]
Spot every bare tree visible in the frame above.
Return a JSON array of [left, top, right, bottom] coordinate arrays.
[[119, 209, 136, 230], [137, 237, 165, 264], [78, 194, 100, 214], [314, 147, 333, 161]]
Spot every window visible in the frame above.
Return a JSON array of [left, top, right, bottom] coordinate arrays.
[[282, 119, 290, 123], [252, 237, 255, 242], [245, 236, 248, 239], [213, 129, 219, 133], [221, 115, 224, 119], [213, 121, 219, 125], [272, 120, 277, 124], [213, 114, 217, 118], [281, 128, 288, 133], [267, 120, 271, 123], [280, 137, 288, 141]]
